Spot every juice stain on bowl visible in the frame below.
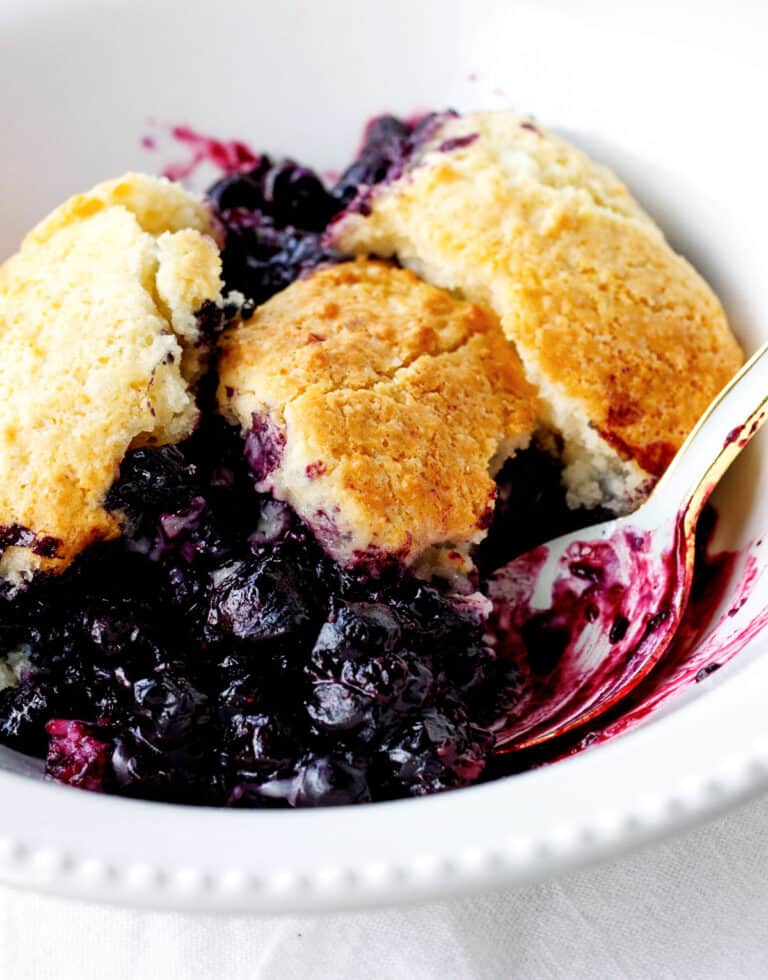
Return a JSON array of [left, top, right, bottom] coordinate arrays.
[[142, 122, 261, 182]]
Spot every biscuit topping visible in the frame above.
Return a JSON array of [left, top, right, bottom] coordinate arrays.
[[218, 260, 538, 567], [0, 173, 223, 582], [332, 111, 744, 511]]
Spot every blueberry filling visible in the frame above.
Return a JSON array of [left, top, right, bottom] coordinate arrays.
[[0, 419, 601, 805], [332, 111, 456, 215], [475, 448, 614, 578], [209, 157, 346, 304], [0, 120, 628, 807], [208, 112, 457, 304]]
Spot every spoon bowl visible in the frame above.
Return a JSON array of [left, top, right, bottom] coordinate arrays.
[[490, 341, 768, 752]]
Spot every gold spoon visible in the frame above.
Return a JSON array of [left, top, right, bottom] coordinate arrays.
[[489, 342, 768, 753]]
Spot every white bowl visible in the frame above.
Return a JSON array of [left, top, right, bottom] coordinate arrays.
[[1, 0, 767, 913]]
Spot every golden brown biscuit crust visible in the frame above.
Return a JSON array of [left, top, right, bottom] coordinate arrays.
[[218, 260, 538, 565], [24, 172, 214, 247], [0, 174, 222, 582], [333, 112, 743, 501]]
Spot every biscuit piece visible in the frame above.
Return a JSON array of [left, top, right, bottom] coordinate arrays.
[[0, 173, 223, 583], [218, 260, 538, 567], [332, 112, 744, 511]]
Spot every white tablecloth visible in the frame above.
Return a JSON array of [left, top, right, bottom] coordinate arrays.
[[2, 793, 767, 980]]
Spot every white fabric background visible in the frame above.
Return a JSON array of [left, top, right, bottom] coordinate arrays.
[[2, 793, 767, 980]]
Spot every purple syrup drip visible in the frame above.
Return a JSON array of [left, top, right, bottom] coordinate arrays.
[[437, 133, 479, 153], [695, 662, 721, 682], [0, 524, 61, 558], [331, 110, 457, 219], [725, 411, 765, 449], [490, 513, 754, 775], [161, 125, 261, 182], [0, 524, 36, 550], [588, 544, 760, 744]]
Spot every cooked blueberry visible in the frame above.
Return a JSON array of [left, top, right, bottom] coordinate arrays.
[[0, 523, 36, 551], [132, 667, 210, 744], [82, 600, 160, 659], [0, 681, 53, 752], [332, 115, 413, 204], [313, 602, 402, 658], [475, 444, 614, 575], [332, 112, 452, 211], [305, 681, 372, 732], [393, 652, 435, 711], [207, 170, 269, 212], [261, 161, 340, 230], [111, 726, 219, 804], [156, 498, 233, 566], [291, 752, 370, 806], [442, 642, 497, 701], [221, 703, 298, 774], [609, 614, 630, 644], [206, 552, 318, 643], [229, 751, 370, 808], [378, 709, 491, 796], [194, 298, 240, 345], [390, 583, 466, 641], [209, 157, 339, 232], [339, 653, 411, 704], [106, 445, 198, 519], [695, 662, 721, 682], [164, 564, 209, 616], [209, 155, 345, 303], [110, 728, 160, 793]]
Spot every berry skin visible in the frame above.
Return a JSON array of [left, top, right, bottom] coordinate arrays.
[[206, 550, 321, 644], [209, 157, 345, 304], [106, 446, 198, 521], [228, 751, 370, 808]]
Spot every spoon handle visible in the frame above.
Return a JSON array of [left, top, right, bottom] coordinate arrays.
[[652, 341, 768, 537]]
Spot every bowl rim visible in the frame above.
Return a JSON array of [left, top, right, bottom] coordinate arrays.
[[1, 631, 768, 913]]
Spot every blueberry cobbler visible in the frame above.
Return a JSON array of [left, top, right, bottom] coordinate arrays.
[[0, 111, 742, 806]]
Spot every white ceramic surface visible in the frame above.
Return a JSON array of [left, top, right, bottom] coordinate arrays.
[[1, 0, 767, 913]]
